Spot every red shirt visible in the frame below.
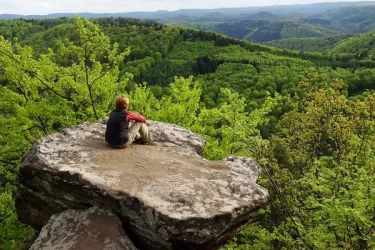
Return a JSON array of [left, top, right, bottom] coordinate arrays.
[[126, 112, 146, 123]]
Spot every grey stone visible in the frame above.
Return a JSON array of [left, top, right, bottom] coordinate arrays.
[[30, 207, 137, 250], [16, 120, 268, 250]]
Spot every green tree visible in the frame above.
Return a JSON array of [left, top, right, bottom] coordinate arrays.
[[51, 16, 131, 120], [156, 76, 201, 128], [192, 88, 279, 159], [0, 17, 131, 249], [229, 80, 375, 250], [0, 191, 34, 250]]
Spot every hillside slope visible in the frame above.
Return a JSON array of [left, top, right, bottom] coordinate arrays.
[[306, 5, 375, 33], [264, 35, 351, 52], [330, 29, 375, 57], [161, 5, 375, 42], [2, 1, 375, 20], [2, 18, 375, 105], [214, 20, 340, 42], [166, 19, 341, 42]]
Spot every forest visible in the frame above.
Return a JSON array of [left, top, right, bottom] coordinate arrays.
[[160, 4, 375, 43], [266, 29, 375, 56], [3, 2, 375, 46], [264, 35, 353, 53], [0, 16, 375, 249]]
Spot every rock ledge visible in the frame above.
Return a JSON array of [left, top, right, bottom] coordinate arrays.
[[17, 120, 268, 250]]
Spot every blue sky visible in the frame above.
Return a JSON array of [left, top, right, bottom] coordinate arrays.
[[0, 0, 370, 15]]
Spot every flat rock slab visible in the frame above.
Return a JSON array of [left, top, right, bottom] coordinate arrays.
[[17, 121, 268, 250], [30, 207, 137, 250]]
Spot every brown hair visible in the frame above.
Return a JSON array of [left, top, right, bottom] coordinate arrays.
[[115, 96, 129, 110]]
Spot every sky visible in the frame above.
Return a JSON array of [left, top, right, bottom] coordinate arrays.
[[0, 0, 370, 15]]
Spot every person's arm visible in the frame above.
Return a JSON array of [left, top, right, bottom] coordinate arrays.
[[126, 112, 146, 123]]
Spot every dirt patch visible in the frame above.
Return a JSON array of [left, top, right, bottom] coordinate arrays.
[[86, 141, 227, 191]]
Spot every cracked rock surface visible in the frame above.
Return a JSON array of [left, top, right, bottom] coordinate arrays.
[[30, 207, 137, 250], [16, 120, 268, 250]]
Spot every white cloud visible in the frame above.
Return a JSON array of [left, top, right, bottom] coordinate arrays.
[[0, 0, 368, 15]]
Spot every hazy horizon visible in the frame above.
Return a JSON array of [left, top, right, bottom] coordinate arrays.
[[1, 0, 374, 15]]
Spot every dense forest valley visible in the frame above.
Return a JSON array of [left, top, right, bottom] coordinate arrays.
[[162, 5, 375, 43], [1, 11, 375, 250], [4, 1, 375, 50]]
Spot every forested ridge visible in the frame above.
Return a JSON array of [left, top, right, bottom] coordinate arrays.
[[1, 17, 375, 249], [3, 1, 375, 20], [263, 35, 352, 53], [330, 29, 375, 58], [165, 19, 341, 43], [3, 2, 375, 45], [161, 5, 375, 44]]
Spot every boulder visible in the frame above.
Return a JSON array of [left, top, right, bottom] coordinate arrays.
[[29, 207, 137, 250], [16, 120, 268, 250]]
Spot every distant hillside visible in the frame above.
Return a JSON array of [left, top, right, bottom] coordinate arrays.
[[2, 1, 375, 20], [1, 18, 374, 99], [197, 12, 236, 22], [164, 19, 340, 42], [160, 20, 219, 31], [1, 18, 325, 103], [247, 11, 279, 19], [0, 18, 73, 40], [330, 29, 375, 57], [0, 14, 24, 20], [305, 5, 375, 33], [157, 3, 375, 43], [3, 2, 375, 44], [213, 20, 340, 42], [264, 35, 352, 52]]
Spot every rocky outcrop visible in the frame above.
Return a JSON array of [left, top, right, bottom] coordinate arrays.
[[16, 120, 268, 250], [30, 207, 137, 250]]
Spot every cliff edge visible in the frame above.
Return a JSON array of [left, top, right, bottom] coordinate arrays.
[[16, 120, 268, 250]]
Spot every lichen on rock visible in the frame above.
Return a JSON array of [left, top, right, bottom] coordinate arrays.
[[30, 207, 137, 250], [16, 120, 268, 250]]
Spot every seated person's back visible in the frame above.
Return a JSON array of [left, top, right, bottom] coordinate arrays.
[[105, 96, 150, 148]]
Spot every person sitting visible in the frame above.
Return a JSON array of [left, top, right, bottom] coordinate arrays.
[[105, 96, 151, 148]]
